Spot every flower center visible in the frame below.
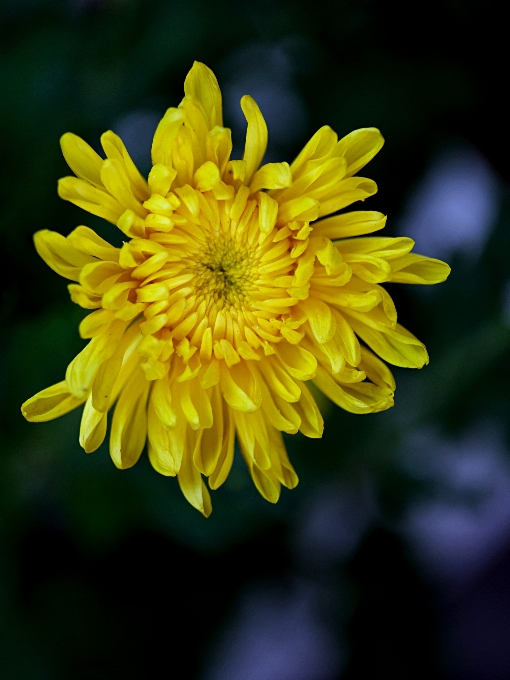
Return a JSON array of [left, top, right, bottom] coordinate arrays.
[[194, 238, 254, 306]]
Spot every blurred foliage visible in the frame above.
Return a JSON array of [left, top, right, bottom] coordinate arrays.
[[1, 0, 509, 677]]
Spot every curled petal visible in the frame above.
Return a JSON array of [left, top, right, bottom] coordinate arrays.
[[22, 382, 85, 422], [241, 95, 268, 184]]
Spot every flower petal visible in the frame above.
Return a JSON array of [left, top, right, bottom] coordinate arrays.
[[21, 381, 85, 422], [60, 133, 103, 187], [110, 368, 150, 469], [335, 127, 384, 178], [241, 95, 268, 184], [184, 61, 223, 129]]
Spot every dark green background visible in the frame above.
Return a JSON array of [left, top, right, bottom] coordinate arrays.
[[1, 1, 510, 678]]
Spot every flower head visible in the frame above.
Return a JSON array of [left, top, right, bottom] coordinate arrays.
[[22, 62, 450, 516]]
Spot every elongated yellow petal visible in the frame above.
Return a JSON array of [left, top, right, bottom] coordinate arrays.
[[177, 442, 212, 517], [318, 177, 378, 218], [101, 130, 149, 202], [151, 107, 184, 166], [293, 381, 324, 438], [101, 159, 147, 217], [208, 397, 235, 489], [147, 397, 179, 476], [299, 298, 336, 344], [220, 363, 261, 412], [34, 230, 96, 281], [58, 176, 124, 224], [290, 125, 337, 175], [110, 369, 150, 469], [390, 253, 451, 284], [313, 211, 387, 239], [335, 128, 384, 178], [22, 382, 85, 422], [348, 315, 428, 368], [67, 226, 120, 262], [66, 319, 128, 398], [184, 61, 223, 129], [241, 95, 268, 184], [60, 133, 103, 187], [80, 395, 108, 453]]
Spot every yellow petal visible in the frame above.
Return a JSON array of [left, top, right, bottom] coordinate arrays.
[[151, 376, 177, 428], [235, 410, 271, 470], [80, 260, 124, 295], [313, 211, 387, 239], [110, 369, 150, 469], [338, 236, 414, 259], [247, 459, 281, 503], [241, 95, 268, 184], [250, 162, 292, 194], [151, 107, 184, 166], [147, 397, 178, 476], [148, 163, 176, 197], [80, 395, 107, 453], [314, 366, 391, 414], [91, 323, 141, 412], [277, 342, 317, 381], [335, 128, 384, 178], [267, 429, 299, 489], [299, 298, 336, 344], [60, 133, 103, 187], [293, 381, 324, 438], [100, 159, 147, 218], [194, 160, 221, 191], [21, 381, 85, 422], [348, 315, 429, 368], [290, 125, 338, 175], [331, 309, 361, 366], [318, 177, 378, 218], [184, 61, 223, 129], [66, 319, 128, 398], [101, 130, 149, 202], [34, 230, 96, 281], [259, 378, 300, 434], [177, 445, 212, 517], [193, 387, 223, 475], [58, 176, 124, 224], [67, 226, 120, 262], [359, 345, 396, 391], [206, 126, 232, 177], [277, 196, 320, 225], [225, 159, 247, 184], [208, 396, 235, 489], [259, 359, 301, 403], [258, 192, 279, 234], [390, 253, 451, 285], [68, 284, 102, 309], [220, 362, 261, 412]]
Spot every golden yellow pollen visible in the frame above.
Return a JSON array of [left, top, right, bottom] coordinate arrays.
[[194, 237, 255, 305]]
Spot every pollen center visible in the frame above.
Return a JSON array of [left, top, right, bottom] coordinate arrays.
[[195, 238, 254, 304]]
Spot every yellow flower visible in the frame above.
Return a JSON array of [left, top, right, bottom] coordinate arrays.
[[21, 62, 450, 516]]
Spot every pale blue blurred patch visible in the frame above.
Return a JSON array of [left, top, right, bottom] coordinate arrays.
[[398, 144, 500, 260], [399, 423, 510, 589], [203, 580, 342, 680]]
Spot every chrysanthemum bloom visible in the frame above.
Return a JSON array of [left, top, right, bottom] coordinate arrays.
[[22, 62, 450, 516]]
